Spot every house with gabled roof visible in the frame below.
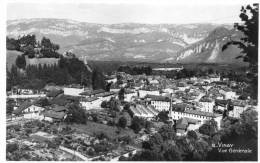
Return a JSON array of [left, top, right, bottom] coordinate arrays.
[[12, 101, 45, 120], [176, 117, 200, 136], [42, 105, 68, 122]]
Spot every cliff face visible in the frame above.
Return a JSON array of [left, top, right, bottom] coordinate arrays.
[[164, 27, 245, 64]]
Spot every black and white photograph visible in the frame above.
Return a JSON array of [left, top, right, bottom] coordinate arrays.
[[3, 0, 258, 161]]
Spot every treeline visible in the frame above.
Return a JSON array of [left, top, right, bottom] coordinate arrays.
[[6, 35, 107, 91], [117, 65, 152, 75], [164, 68, 214, 79], [7, 35, 60, 58], [7, 57, 93, 91]]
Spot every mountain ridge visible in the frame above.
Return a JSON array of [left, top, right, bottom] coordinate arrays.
[[7, 18, 243, 64]]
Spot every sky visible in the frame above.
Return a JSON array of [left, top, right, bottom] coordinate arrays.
[[7, 1, 245, 24]]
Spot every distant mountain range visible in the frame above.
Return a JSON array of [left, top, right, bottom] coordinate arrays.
[[7, 18, 245, 64]]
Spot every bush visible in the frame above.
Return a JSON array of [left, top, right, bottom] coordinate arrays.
[[15, 55, 26, 69], [130, 117, 148, 133], [187, 130, 198, 140], [65, 104, 87, 124], [119, 135, 133, 144], [6, 143, 18, 153], [118, 117, 127, 128], [156, 111, 169, 123], [94, 131, 109, 140], [101, 101, 108, 108]]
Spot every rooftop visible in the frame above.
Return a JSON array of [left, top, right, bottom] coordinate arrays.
[[80, 89, 106, 96], [13, 101, 33, 115], [145, 94, 171, 102], [43, 110, 66, 119]]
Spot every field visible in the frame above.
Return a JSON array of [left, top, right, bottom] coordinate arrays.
[[6, 50, 59, 71], [60, 121, 137, 140]]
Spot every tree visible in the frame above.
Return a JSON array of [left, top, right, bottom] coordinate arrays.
[[156, 110, 169, 123], [131, 118, 142, 133], [101, 101, 108, 108], [187, 130, 198, 140], [6, 37, 20, 50], [199, 119, 218, 136], [222, 4, 258, 99], [15, 55, 26, 69], [19, 34, 36, 48], [92, 68, 106, 90], [207, 109, 257, 161], [109, 97, 121, 111], [158, 124, 176, 141], [131, 150, 164, 161], [94, 131, 110, 140], [192, 140, 210, 160], [105, 82, 112, 91], [120, 111, 132, 127], [207, 68, 214, 74], [65, 104, 87, 124], [118, 116, 127, 128], [119, 135, 133, 144], [238, 109, 258, 138], [37, 98, 50, 107], [6, 143, 18, 153], [6, 99, 15, 115], [144, 133, 164, 151], [163, 146, 182, 161], [41, 37, 52, 50], [7, 65, 20, 90], [118, 88, 125, 101], [130, 117, 147, 133]]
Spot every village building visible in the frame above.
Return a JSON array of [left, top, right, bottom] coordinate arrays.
[[63, 85, 85, 96], [80, 89, 106, 98], [12, 101, 45, 120], [219, 87, 237, 99], [129, 104, 158, 119], [43, 105, 68, 122], [209, 74, 221, 83], [169, 103, 222, 128], [175, 117, 200, 136], [124, 90, 137, 102], [228, 100, 247, 118], [80, 91, 115, 110], [80, 97, 102, 110], [105, 76, 117, 84], [145, 94, 171, 111], [214, 99, 229, 111], [176, 82, 189, 91], [199, 96, 215, 113], [138, 89, 160, 98]]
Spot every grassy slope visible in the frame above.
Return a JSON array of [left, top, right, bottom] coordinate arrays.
[[6, 50, 22, 70], [6, 50, 60, 71]]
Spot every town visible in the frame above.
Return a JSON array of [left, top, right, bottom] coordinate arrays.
[[5, 2, 258, 162], [6, 64, 257, 160]]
